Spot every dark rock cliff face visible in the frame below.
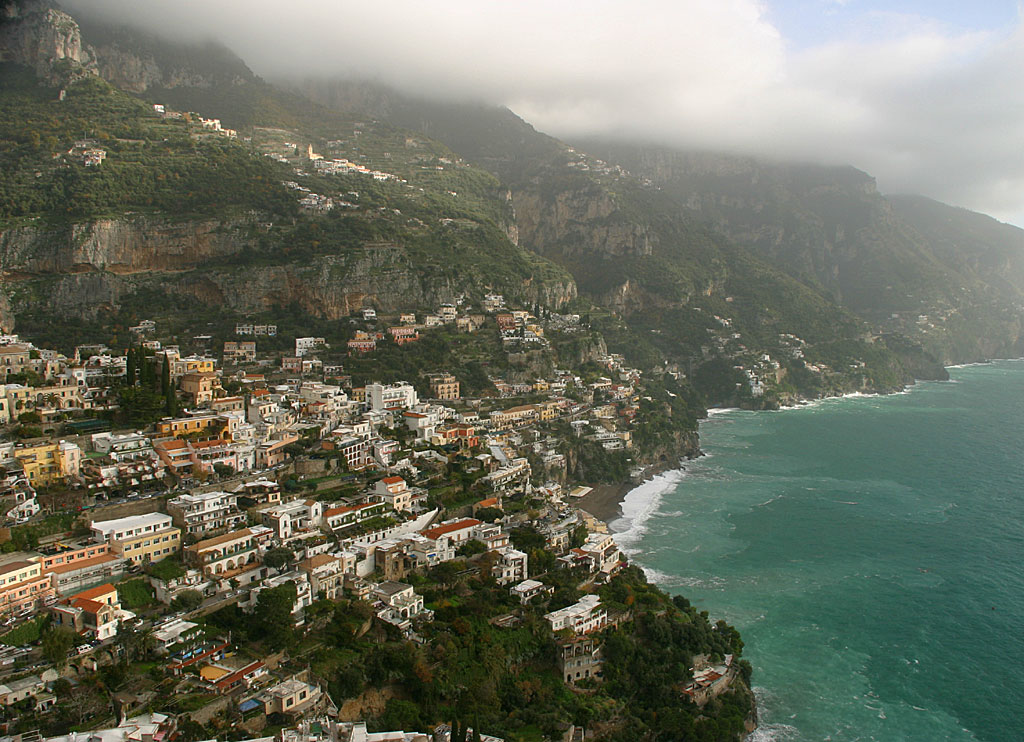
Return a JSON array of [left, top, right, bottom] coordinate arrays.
[[511, 187, 655, 260], [0, 215, 576, 324], [0, 0, 96, 83], [0, 216, 250, 274]]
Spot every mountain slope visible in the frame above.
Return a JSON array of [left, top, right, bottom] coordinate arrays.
[[0, 8, 577, 350]]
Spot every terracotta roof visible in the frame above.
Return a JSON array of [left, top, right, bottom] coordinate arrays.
[[72, 583, 117, 601], [68, 597, 106, 613], [190, 438, 230, 449], [381, 476, 405, 485], [188, 528, 253, 552], [420, 518, 481, 540], [46, 554, 119, 576], [324, 502, 377, 518], [299, 554, 337, 571]]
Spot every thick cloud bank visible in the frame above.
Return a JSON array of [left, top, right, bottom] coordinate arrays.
[[65, 0, 1024, 225]]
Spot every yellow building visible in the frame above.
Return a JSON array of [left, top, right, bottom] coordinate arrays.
[[184, 358, 216, 374], [15, 442, 62, 486], [538, 401, 559, 422], [155, 414, 226, 440]]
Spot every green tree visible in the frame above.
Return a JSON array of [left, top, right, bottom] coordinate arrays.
[[40, 625, 76, 667], [171, 589, 204, 611], [430, 561, 460, 592], [252, 581, 298, 649], [263, 547, 294, 571]]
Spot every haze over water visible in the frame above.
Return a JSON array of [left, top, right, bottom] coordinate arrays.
[[613, 360, 1024, 741]]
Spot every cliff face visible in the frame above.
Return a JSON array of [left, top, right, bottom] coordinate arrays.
[[0, 216, 251, 275], [0, 215, 576, 324], [581, 144, 968, 315], [512, 187, 655, 260], [0, 1, 97, 83]]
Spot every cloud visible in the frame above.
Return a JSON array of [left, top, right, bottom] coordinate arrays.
[[63, 0, 1024, 225]]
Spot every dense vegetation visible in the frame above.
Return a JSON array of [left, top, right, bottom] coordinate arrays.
[[201, 565, 751, 741], [0, 65, 296, 220]]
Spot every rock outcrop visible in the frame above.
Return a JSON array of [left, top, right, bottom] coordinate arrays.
[[0, 0, 97, 83]]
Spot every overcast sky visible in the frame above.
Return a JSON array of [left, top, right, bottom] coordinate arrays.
[[65, 0, 1024, 225]]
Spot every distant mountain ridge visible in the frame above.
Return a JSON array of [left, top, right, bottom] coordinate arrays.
[[6, 0, 1024, 404], [291, 77, 1024, 364]]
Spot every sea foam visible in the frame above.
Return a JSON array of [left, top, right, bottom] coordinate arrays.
[[611, 468, 687, 552]]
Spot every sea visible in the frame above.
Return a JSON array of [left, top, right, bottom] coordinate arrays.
[[611, 359, 1024, 741]]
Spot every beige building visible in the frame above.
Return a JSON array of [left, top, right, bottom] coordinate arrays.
[[489, 404, 539, 430], [184, 528, 260, 577], [374, 476, 412, 512], [180, 371, 219, 405], [427, 372, 460, 400], [259, 677, 323, 716], [91, 513, 181, 565], [223, 341, 257, 365]]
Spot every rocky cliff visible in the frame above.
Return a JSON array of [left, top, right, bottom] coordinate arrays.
[[0, 0, 96, 83], [0, 215, 252, 275], [0, 214, 576, 327]]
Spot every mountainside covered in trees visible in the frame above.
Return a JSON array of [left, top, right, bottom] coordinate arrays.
[[4, 1, 1024, 403]]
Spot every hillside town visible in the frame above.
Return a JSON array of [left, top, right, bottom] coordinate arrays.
[[0, 290, 745, 742]]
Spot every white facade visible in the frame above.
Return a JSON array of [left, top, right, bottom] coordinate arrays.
[[92, 513, 174, 543], [366, 382, 419, 412], [544, 594, 608, 635]]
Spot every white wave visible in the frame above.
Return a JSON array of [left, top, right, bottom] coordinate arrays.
[[639, 565, 674, 584], [611, 468, 687, 549], [706, 406, 741, 417], [946, 361, 993, 369], [746, 724, 802, 742], [749, 686, 803, 741]]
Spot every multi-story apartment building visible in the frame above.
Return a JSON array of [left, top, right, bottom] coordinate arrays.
[[489, 404, 539, 430], [491, 545, 529, 586], [184, 528, 261, 577], [365, 382, 418, 411], [260, 499, 323, 540], [37, 541, 126, 595], [180, 372, 219, 405], [167, 491, 245, 537], [373, 476, 412, 512], [0, 553, 55, 619], [544, 594, 608, 635], [90, 513, 181, 565], [427, 373, 460, 400], [223, 341, 257, 365]]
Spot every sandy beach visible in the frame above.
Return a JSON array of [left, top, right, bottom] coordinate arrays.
[[574, 456, 692, 524], [574, 482, 632, 523]]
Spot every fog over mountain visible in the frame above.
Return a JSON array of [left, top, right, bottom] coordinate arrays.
[[63, 0, 1024, 226]]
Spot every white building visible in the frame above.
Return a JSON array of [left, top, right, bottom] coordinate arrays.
[[91, 513, 174, 544], [261, 498, 324, 540], [491, 546, 528, 586], [544, 594, 607, 635], [295, 337, 327, 358], [366, 382, 418, 412], [167, 490, 245, 537]]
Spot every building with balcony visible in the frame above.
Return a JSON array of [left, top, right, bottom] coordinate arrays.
[[184, 528, 261, 577], [167, 491, 246, 537], [0, 553, 55, 619]]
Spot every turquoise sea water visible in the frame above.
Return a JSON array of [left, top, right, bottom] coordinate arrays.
[[613, 360, 1024, 741]]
